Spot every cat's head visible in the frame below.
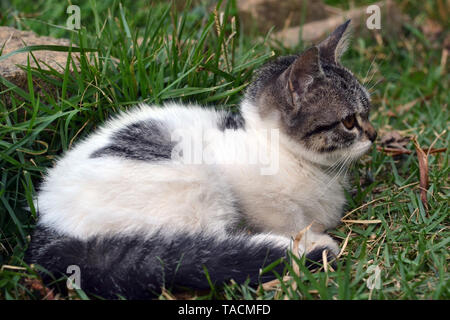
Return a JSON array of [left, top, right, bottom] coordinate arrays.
[[245, 20, 377, 166]]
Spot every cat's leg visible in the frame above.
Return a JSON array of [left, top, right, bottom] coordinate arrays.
[[243, 225, 340, 261], [244, 232, 338, 271]]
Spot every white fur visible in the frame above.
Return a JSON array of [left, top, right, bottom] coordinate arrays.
[[36, 101, 370, 254]]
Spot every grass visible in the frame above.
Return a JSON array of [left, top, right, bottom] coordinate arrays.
[[0, 0, 448, 300]]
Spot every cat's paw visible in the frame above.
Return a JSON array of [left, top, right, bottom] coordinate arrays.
[[297, 231, 340, 267], [307, 234, 340, 256], [304, 245, 337, 270], [299, 232, 339, 270]]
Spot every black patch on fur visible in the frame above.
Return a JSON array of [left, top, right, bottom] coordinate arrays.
[[25, 225, 289, 299], [90, 120, 174, 161], [218, 111, 246, 131]]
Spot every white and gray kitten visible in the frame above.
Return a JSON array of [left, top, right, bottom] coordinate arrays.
[[26, 20, 377, 299]]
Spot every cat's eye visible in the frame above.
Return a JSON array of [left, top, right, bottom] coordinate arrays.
[[342, 114, 356, 130]]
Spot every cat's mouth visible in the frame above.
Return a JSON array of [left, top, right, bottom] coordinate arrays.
[[349, 140, 373, 159], [349, 140, 373, 158]]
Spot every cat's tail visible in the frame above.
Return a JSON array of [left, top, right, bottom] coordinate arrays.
[[25, 225, 331, 299]]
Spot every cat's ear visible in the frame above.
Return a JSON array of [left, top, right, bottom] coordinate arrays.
[[318, 19, 352, 64], [282, 46, 322, 111]]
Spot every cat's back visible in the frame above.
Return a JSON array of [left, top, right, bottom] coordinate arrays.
[[45, 103, 243, 168], [36, 104, 242, 239]]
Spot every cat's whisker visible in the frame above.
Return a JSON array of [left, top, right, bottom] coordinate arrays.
[[324, 165, 345, 185], [321, 153, 352, 194], [363, 56, 377, 85], [365, 60, 385, 93], [367, 78, 383, 92], [325, 156, 347, 175]]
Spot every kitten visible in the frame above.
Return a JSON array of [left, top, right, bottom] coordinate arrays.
[[26, 20, 376, 299]]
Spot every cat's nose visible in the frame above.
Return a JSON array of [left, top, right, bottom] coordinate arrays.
[[363, 122, 377, 142]]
